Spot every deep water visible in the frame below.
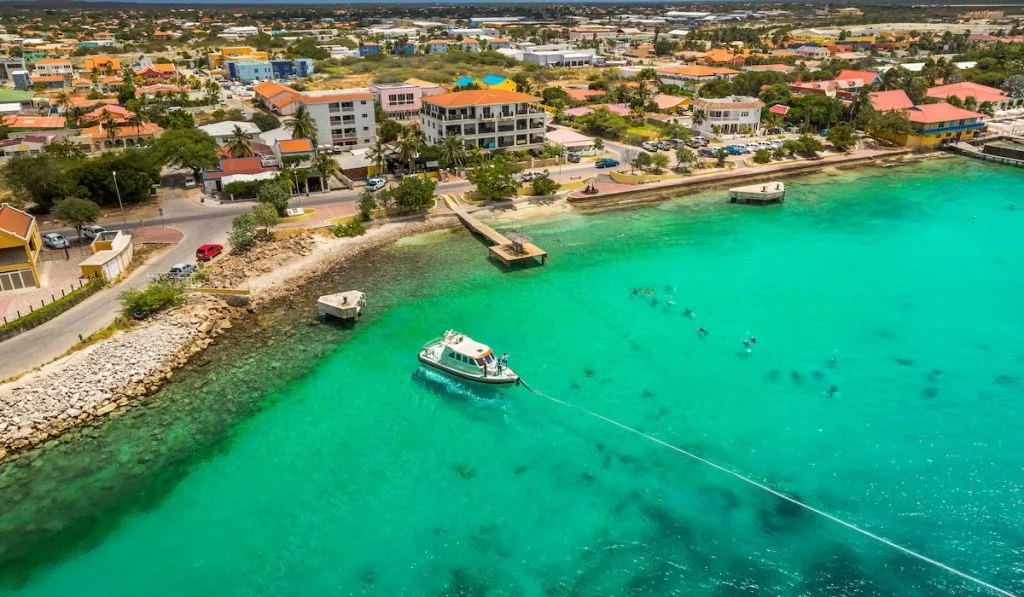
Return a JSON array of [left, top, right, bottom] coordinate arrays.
[[1, 158, 1023, 596]]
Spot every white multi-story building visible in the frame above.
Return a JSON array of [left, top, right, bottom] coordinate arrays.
[[219, 26, 261, 41], [420, 89, 547, 152], [32, 58, 74, 78], [523, 47, 597, 67], [691, 96, 764, 135], [298, 89, 377, 149]]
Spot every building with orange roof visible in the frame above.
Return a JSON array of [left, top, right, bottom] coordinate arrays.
[[563, 87, 606, 103], [0, 203, 42, 290], [138, 63, 176, 82], [275, 138, 316, 166], [78, 121, 163, 153], [703, 49, 746, 67], [657, 65, 739, 86], [254, 80, 301, 115], [84, 55, 121, 75], [867, 94, 985, 147], [421, 89, 547, 151], [925, 82, 1013, 111], [3, 115, 66, 130]]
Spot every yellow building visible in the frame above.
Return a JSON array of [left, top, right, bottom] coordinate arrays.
[[80, 229, 133, 282], [0, 203, 42, 290], [207, 47, 270, 69], [84, 55, 122, 75]]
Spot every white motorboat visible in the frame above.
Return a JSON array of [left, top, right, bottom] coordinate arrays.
[[418, 330, 519, 385]]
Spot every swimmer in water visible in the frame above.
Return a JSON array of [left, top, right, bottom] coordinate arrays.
[[697, 326, 708, 337], [683, 308, 695, 318], [750, 336, 757, 345]]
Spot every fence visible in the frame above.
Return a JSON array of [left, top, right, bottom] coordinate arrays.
[[0, 278, 104, 342], [39, 245, 92, 262]]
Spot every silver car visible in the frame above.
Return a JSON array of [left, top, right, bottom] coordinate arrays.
[[168, 263, 197, 279], [42, 232, 70, 249]]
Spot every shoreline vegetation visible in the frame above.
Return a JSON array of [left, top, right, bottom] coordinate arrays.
[[0, 150, 953, 463]]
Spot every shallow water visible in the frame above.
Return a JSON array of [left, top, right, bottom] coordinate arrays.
[[2, 158, 1023, 596]]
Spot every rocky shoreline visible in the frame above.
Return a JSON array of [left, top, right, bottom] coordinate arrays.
[[0, 216, 460, 463]]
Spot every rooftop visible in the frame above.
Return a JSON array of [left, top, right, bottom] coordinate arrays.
[[869, 89, 914, 112], [423, 89, 540, 107], [277, 138, 315, 153], [0, 203, 34, 239], [907, 102, 985, 124]]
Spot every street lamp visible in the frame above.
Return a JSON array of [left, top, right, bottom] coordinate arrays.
[[111, 170, 127, 230]]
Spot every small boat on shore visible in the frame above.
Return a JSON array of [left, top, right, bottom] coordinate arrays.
[[418, 331, 519, 385]]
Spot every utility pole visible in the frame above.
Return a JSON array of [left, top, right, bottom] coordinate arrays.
[[112, 170, 127, 230]]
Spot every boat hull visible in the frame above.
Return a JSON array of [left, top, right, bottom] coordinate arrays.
[[418, 354, 520, 386]]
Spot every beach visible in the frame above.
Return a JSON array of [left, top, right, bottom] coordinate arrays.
[[1, 157, 1022, 595]]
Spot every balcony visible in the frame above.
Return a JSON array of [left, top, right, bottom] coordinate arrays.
[[497, 123, 516, 133], [915, 122, 985, 135]]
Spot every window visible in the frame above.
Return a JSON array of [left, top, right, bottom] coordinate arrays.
[[740, 111, 750, 117], [328, 102, 340, 113], [363, 126, 369, 131]]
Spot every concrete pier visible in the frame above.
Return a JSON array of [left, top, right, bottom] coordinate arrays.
[[318, 291, 365, 322], [729, 181, 785, 204]]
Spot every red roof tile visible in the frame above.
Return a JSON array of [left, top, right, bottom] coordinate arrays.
[[0, 203, 34, 239], [868, 89, 914, 112], [906, 102, 984, 124]]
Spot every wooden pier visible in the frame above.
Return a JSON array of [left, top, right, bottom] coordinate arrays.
[[444, 196, 547, 267]]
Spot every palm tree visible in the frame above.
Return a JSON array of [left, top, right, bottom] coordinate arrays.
[[55, 92, 71, 113], [468, 145, 485, 167], [225, 125, 254, 157], [287, 105, 317, 140], [100, 110, 119, 143], [438, 134, 467, 169], [368, 140, 389, 174], [397, 129, 423, 173], [127, 111, 144, 135], [313, 152, 340, 191]]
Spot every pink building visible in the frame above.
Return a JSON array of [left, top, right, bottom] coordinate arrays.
[[370, 79, 446, 122], [370, 83, 423, 121]]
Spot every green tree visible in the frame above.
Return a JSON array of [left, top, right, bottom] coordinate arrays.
[[381, 176, 436, 212], [257, 180, 291, 216], [715, 148, 728, 167], [151, 128, 219, 180], [252, 111, 280, 132], [675, 147, 697, 171], [53, 197, 101, 239], [698, 79, 733, 98], [653, 39, 679, 56], [753, 148, 773, 164], [907, 77, 930, 104], [650, 152, 670, 173], [438, 135, 468, 169], [287, 104, 318, 140], [542, 86, 571, 106], [368, 140, 389, 174], [228, 212, 258, 253], [467, 154, 520, 201], [358, 189, 377, 221], [65, 150, 161, 207], [225, 125, 254, 158], [2, 154, 72, 211], [826, 123, 856, 151], [758, 84, 792, 107], [575, 106, 630, 139], [251, 202, 280, 233], [378, 118, 403, 144], [1002, 74, 1024, 99], [795, 133, 824, 157], [867, 109, 913, 140], [119, 279, 185, 319], [397, 129, 424, 173], [314, 152, 340, 190], [164, 110, 196, 130], [287, 37, 329, 61], [531, 173, 560, 196]]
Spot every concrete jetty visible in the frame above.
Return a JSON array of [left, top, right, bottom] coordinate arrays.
[[318, 291, 365, 322], [729, 181, 785, 204]]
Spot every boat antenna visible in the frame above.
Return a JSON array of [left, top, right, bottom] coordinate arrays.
[[517, 380, 1015, 597]]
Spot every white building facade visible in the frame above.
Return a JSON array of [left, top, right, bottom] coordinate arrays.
[[691, 96, 764, 135], [420, 89, 547, 152], [299, 90, 377, 149]]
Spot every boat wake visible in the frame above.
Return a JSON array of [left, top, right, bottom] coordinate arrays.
[[411, 367, 511, 405]]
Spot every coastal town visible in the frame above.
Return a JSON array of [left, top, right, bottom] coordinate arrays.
[[0, 2, 1023, 595], [1, 2, 1024, 454]]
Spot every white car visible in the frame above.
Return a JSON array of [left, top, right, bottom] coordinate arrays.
[[365, 176, 387, 191], [43, 232, 70, 249], [83, 225, 106, 240], [641, 141, 659, 152]]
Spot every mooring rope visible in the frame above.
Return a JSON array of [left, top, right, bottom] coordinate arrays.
[[518, 379, 1015, 597]]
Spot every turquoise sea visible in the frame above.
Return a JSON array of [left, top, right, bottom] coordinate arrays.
[[1, 158, 1023, 596]]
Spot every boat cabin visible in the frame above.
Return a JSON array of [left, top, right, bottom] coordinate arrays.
[[443, 334, 496, 371]]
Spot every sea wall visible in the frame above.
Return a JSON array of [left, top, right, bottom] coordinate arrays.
[[0, 304, 235, 460]]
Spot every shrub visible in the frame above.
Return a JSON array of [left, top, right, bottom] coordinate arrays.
[[228, 213, 258, 253], [754, 149, 773, 164], [257, 180, 291, 216], [531, 174, 560, 196], [358, 189, 377, 221], [332, 220, 366, 237], [119, 279, 185, 320]]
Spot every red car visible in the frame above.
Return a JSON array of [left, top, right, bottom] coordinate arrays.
[[195, 244, 223, 262]]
